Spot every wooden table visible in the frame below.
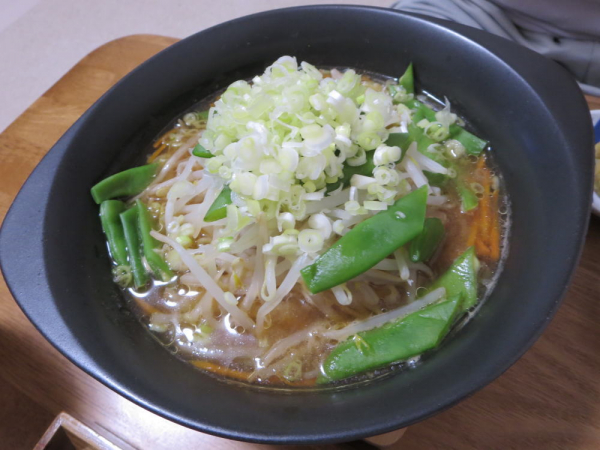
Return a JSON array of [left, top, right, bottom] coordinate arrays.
[[1, 35, 600, 450]]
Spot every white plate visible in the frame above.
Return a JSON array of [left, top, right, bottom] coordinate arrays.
[[592, 110, 600, 216]]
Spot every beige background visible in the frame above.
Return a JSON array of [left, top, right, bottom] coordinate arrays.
[[0, 0, 392, 134]]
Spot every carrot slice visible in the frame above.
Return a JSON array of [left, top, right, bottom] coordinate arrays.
[[191, 361, 251, 382], [153, 128, 177, 148], [278, 376, 318, 387], [489, 190, 501, 260], [467, 209, 479, 248], [148, 143, 167, 163], [191, 361, 318, 387], [132, 297, 161, 315], [464, 155, 501, 261]]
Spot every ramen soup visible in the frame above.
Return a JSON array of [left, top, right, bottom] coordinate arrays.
[[91, 57, 508, 387]]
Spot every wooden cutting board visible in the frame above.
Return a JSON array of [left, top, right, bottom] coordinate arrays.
[[1, 35, 600, 450]]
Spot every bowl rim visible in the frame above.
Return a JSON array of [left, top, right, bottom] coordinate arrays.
[[591, 110, 600, 215], [0, 5, 594, 444]]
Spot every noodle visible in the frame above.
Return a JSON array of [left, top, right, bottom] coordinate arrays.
[[95, 58, 506, 386]]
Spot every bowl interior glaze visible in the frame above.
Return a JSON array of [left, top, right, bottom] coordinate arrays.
[[0, 6, 593, 444]]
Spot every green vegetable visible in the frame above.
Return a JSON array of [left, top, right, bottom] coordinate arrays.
[[326, 153, 376, 194], [99, 200, 129, 266], [402, 98, 421, 109], [326, 133, 410, 194], [319, 295, 463, 382], [405, 100, 487, 156], [120, 207, 149, 288], [412, 102, 436, 123], [398, 63, 414, 94], [448, 125, 487, 155], [425, 123, 450, 142], [135, 200, 174, 281], [403, 123, 450, 188], [112, 265, 133, 288], [197, 110, 209, 121], [407, 124, 444, 164], [429, 247, 479, 309], [192, 143, 214, 158], [387, 84, 402, 99], [301, 185, 428, 294], [409, 217, 445, 263], [91, 163, 159, 204], [204, 186, 232, 222], [283, 360, 303, 382], [458, 184, 479, 212], [385, 132, 411, 152], [424, 172, 448, 187]]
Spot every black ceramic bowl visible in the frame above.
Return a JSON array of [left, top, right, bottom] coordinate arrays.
[[0, 5, 593, 444]]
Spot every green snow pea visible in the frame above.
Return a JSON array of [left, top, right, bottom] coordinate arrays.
[[135, 200, 174, 282], [192, 143, 214, 158], [398, 63, 414, 94], [325, 155, 376, 194], [448, 124, 487, 155], [409, 217, 445, 263], [403, 100, 487, 156], [458, 183, 479, 212], [326, 133, 410, 194], [429, 246, 479, 309], [319, 294, 463, 383], [99, 200, 129, 267], [91, 163, 159, 204], [120, 207, 149, 289], [301, 185, 428, 294], [204, 186, 232, 222]]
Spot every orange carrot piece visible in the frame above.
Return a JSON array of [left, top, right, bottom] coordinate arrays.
[[191, 361, 318, 387], [469, 154, 502, 261], [476, 155, 486, 171], [148, 143, 167, 163], [489, 191, 501, 260], [475, 239, 491, 258], [153, 128, 177, 148], [133, 297, 161, 315], [478, 186, 491, 239], [467, 210, 479, 248], [191, 361, 252, 382], [278, 376, 318, 387]]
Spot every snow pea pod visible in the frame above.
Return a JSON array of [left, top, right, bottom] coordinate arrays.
[[406, 123, 438, 159], [458, 183, 479, 212], [319, 295, 463, 383], [192, 143, 214, 158], [389, 63, 414, 102], [326, 133, 409, 194], [91, 163, 159, 204], [301, 185, 428, 294], [99, 200, 129, 266], [385, 132, 411, 152], [448, 124, 487, 156], [429, 246, 479, 309], [325, 153, 376, 193], [411, 101, 437, 123], [120, 207, 149, 288], [403, 100, 487, 156], [136, 200, 174, 281], [398, 63, 414, 94], [204, 186, 232, 222], [409, 217, 445, 263]]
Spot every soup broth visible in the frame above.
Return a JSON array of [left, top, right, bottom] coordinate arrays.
[[95, 57, 508, 387]]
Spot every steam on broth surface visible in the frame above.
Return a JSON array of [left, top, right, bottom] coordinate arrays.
[[91, 57, 508, 387]]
